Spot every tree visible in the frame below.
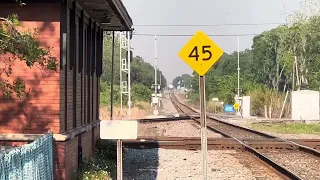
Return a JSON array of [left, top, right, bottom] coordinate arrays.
[[132, 83, 153, 103], [100, 34, 167, 106], [186, 6, 320, 105], [172, 74, 192, 88]]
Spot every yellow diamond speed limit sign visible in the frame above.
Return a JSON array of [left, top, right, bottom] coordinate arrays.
[[178, 30, 224, 180], [178, 30, 224, 76]]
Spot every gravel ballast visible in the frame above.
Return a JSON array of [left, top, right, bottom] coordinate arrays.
[[139, 120, 222, 137], [125, 92, 289, 179], [161, 93, 178, 114], [139, 93, 222, 138], [264, 150, 320, 180], [123, 148, 283, 180]]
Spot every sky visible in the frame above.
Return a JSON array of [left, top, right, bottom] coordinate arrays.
[[122, 0, 304, 83]]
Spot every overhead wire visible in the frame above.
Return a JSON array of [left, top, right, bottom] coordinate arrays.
[[132, 33, 260, 37], [133, 23, 286, 27], [131, 22, 290, 37]]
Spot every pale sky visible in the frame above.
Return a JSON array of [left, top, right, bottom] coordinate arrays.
[[122, 0, 303, 83]]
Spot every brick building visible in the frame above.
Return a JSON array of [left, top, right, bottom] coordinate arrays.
[[0, 0, 132, 179]]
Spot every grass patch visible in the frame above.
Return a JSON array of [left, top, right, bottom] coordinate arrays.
[[99, 101, 151, 120], [76, 140, 117, 180], [251, 123, 320, 135]]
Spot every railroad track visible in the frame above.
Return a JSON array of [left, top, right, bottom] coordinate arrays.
[[124, 137, 320, 151], [169, 92, 320, 180]]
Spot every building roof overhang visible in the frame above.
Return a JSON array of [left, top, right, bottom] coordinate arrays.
[[79, 0, 133, 31]]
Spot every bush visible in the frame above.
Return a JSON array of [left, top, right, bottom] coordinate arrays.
[[186, 79, 291, 118], [100, 82, 153, 107], [134, 101, 151, 111], [131, 83, 153, 103], [206, 101, 223, 113], [187, 91, 200, 105], [248, 88, 290, 118], [100, 81, 122, 107]]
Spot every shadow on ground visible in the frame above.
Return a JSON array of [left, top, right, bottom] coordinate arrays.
[[123, 148, 159, 180]]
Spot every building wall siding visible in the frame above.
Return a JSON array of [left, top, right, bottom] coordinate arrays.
[[0, 2, 61, 134], [0, 2, 104, 180]]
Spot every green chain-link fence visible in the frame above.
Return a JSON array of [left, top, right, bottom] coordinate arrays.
[[0, 132, 54, 180]]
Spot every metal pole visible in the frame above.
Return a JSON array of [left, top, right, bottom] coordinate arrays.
[[237, 36, 240, 97], [153, 34, 158, 114], [159, 71, 161, 87], [115, 32, 123, 180], [110, 31, 115, 120], [116, 139, 123, 180], [111, 31, 122, 180], [127, 32, 131, 115], [155, 34, 157, 94], [120, 32, 123, 112], [237, 36, 240, 115], [199, 75, 207, 180]]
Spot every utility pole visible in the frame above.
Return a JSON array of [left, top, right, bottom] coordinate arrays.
[[237, 36, 240, 98], [154, 34, 157, 95], [159, 71, 161, 87], [117, 32, 123, 180], [119, 32, 123, 112], [110, 31, 115, 120], [152, 34, 159, 115], [236, 36, 241, 116], [127, 32, 131, 116]]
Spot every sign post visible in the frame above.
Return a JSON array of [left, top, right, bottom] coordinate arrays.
[[233, 102, 240, 111], [199, 75, 207, 178], [178, 30, 224, 180], [100, 120, 138, 180], [117, 139, 122, 180]]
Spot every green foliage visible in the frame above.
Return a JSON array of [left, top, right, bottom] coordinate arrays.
[[185, 4, 320, 118], [251, 123, 320, 135], [187, 91, 199, 105], [100, 34, 121, 85], [172, 74, 192, 88], [131, 83, 153, 103], [0, 14, 58, 98], [76, 140, 116, 180], [100, 81, 121, 107], [101, 35, 167, 89], [100, 82, 153, 107], [131, 55, 166, 88], [247, 87, 290, 117], [101, 34, 167, 106]]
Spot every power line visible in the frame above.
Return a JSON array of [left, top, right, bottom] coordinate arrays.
[[133, 23, 286, 27], [133, 33, 260, 37]]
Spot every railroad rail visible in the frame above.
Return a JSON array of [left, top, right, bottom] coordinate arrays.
[[168, 92, 320, 180], [123, 137, 320, 151]]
